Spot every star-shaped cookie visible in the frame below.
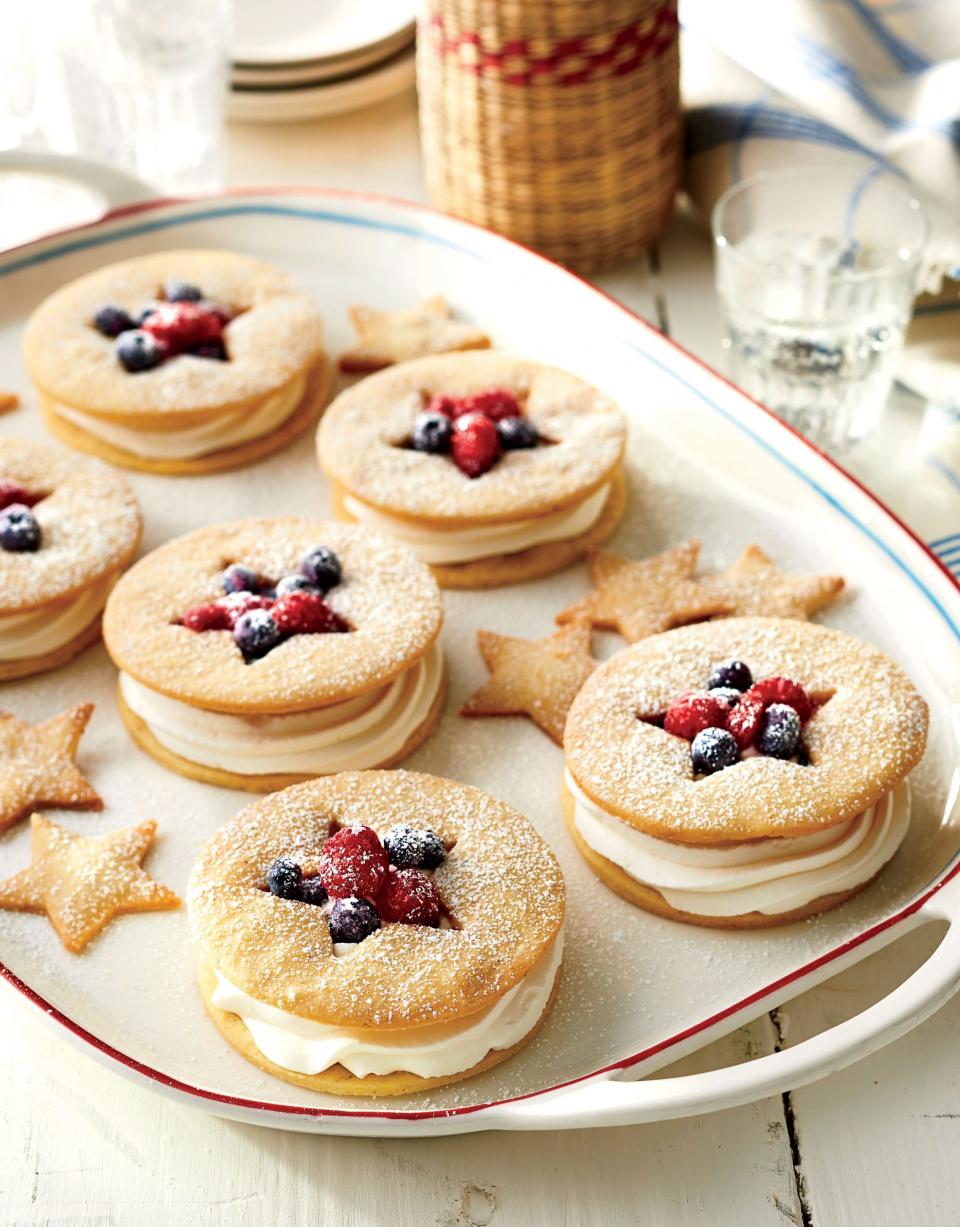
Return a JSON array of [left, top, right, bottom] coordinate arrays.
[[556, 540, 725, 642], [460, 621, 597, 745], [0, 704, 102, 834], [0, 813, 180, 952], [338, 295, 491, 372], [699, 544, 845, 619]]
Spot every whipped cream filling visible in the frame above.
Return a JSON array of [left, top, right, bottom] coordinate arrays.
[[209, 931, 563, 1079], [565, 769, 910, 917], [119, 640, 443, 775], [0, 572, 116, 660], [342, 482, 611, 564], [49, 372, 307, 460]]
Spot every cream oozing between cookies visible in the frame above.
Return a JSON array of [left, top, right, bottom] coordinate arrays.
[[342, 483, 611, 565], [0, 572, 117, 660], [566, 770, 910, 918], [119, 641, 444, 775], [208, 931, 563, 1079], [48, 372, 307, 461]]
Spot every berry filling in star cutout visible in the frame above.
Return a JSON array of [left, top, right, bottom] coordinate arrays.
[[178, 545, 351, 663], [402, 387, 550, 478], [262, 822, 455, 949], [0, 478, 47, 554], [640, 658, 831, 777], [92, 279, 239, 374]]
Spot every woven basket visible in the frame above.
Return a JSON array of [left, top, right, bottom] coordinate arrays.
[[417, 0, 681, 272]]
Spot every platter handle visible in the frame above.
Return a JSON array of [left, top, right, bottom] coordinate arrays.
[[487, 874, 960, 1130], [0, 150, 152, 215]]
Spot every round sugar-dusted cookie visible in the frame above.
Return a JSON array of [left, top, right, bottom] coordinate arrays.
[[189, 771, 565, 1095], [318, 351, 627, 587], [563, 617, 928, 927], [104, 518, 446, 788], [0, 437, 141, 678], [566, 617, 928, 844], [23, 249, 330, 474]]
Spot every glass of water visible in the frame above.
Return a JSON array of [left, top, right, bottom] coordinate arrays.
[[51, 0, 231, 193], [712, 167, 928, 451]]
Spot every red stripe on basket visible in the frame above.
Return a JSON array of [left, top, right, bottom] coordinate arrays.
[[424, 4, 678, 87]]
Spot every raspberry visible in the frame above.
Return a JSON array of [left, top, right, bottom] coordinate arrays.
[[0, 480, 39, 510], [725, 690, 767, 748], [425, 393, 460, 419], [377, 867, 443, 927], [458, 388, 521, 422], [749, 677, 813, 722], [217, 591, 275, 628], [140, 302, 224, 354], [663, 691, 730, 741], [273, 590, 348, 635], [451, 411, 501, 478], [317, 825, 389, 899], [182, 602, 232, 631]]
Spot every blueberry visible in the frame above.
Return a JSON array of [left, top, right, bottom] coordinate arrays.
[[275, 572, 319, 597], [328, 896, 381, 944], [691, 726, 740, 775], [116, 329, 165, 373], [411, 410, 452, 454], [222, 563, 260, 594], [708, 686, 741, 708], [191, 340, 227, 361], [165, 279, 203, 303], [234, 609, 282, 660], [299, 877, 329, 906], [0, 506, 41, 552], [266, 857, 302, 899], [757, 703, 801, 760], [300, 546, 341, 593], [496, 417, 539, 450], [706, 659, 753, 693], [93, 304, 134, 338], [383, 823, 446, 870], [136, 305, 158, 325]]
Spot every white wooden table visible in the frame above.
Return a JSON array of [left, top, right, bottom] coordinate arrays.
[[3, 91, 959, 1227]]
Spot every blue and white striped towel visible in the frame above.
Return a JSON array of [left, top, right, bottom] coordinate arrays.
[[681, 0, 960, 289]]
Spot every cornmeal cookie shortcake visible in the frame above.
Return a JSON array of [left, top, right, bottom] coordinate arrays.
[[103, 518, 445, 791], [189, 771, 565, 1096], [0, 437, 141, 678], [23, 250, 330, 474], [318, 351, 627, 588], [563, 617, 928, 928]]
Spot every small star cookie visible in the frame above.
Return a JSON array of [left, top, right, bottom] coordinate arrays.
[[556, 541, 725, 642], [0, 813, 180, 952], [557, 540, 845, 643], [699, 544, 845, 619], [338, 295, 491, 373], [460, 621, 597, 745], [0, 392, 19, 413], [0, 704, 102, 834]]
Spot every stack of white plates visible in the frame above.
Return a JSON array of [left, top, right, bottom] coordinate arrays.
[[229, 0, 417, 124]]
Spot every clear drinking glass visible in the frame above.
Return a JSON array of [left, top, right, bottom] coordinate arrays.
[[52, 0, 231, 193], [711, 167, 928, 451]]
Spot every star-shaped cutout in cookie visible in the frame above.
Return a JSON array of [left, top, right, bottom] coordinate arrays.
[[460, 621, 597, 745], [698, 544, 845, 619], [556, 540, 725, 643], [0, 704, 102, 834], [0, 813, 180, 952], [338, 295, 491, 372]]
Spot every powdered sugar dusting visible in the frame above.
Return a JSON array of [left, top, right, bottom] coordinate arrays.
[[0, 437, 141, 612], [23, 250, 324, 417], [103, 517, 443, 713], [565, 617, 929, 843], [318, 351, 626, 522], [188, 771, 564, 1028]]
